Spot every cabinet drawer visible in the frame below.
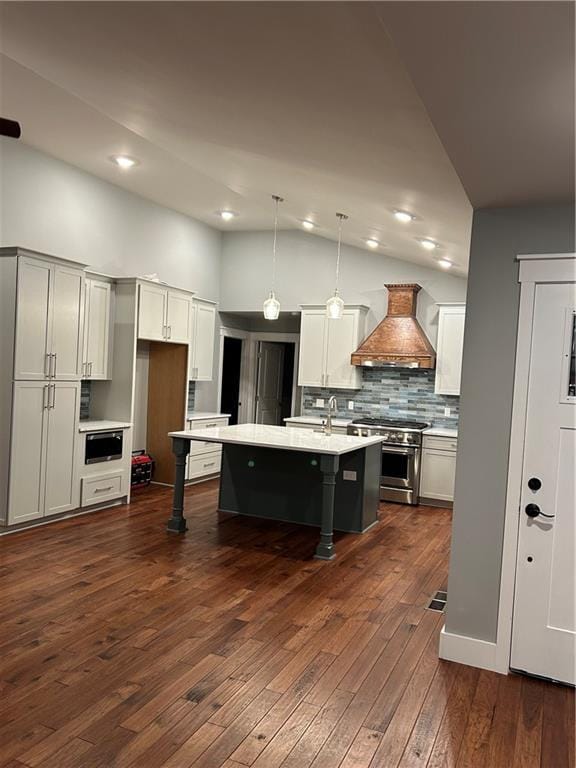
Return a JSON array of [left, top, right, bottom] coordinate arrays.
[[187, 452, 222, 479], [186, 418, 228, 455], [423, 435, 458, 452], [81, 472, 124, 506]]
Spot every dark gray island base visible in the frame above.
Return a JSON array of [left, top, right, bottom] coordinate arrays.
[[167, 426, 382, 560]]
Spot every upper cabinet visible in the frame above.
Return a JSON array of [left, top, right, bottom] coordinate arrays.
[[82, 277, 113, 380], [435, 303, 466, 396], [14, 255, 84, 381], [137, 283, 193, 344], [189, 299, 216, 381], [298, 305, 368, 390]]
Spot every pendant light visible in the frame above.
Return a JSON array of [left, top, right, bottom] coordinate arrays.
[[263, 194, 283, 320], [326, 212, 348, 319]]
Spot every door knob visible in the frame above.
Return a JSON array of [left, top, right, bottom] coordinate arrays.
[[528, 477, 542, 491], [525, 503, 541, 518]]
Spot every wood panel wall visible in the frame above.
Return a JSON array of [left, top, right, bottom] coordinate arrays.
[[146, 342, 188, 485]]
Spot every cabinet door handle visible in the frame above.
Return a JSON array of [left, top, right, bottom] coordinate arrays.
[[45, 353, 51, 378], [49, 383, 56, 409], [89, 361, 93, 377], [53, 353, 57, 378], [43, 385, 49, 410], [167, 326, 172, 339], [81, 361, 86, 377]]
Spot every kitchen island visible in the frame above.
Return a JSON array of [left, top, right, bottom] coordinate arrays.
[[167, 424, 383, 559]]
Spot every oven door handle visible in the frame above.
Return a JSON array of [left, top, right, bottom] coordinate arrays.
[[381, 445, 417, 455]]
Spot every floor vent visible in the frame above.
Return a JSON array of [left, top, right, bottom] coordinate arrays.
[[427, 590, 447, 612]]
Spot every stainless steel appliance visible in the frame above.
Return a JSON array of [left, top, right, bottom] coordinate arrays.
[[347, 417, 429, 504], [85, 430, 124, 464]]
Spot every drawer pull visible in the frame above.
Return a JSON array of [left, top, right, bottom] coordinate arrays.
[[205, 423, 217, 428], [94, 485, 114, 493], [203, 462, 216, 468]]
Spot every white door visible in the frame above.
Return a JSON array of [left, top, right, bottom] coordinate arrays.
[[193, 302, 216, 380], [14, 256, 51, 380], [255, 342, 285, 425], [435, 305, 466, 395], [298, 310, 327, 387], [50, 265, 83, 380], [83, 279, 111, 379], [325, 309, 361, 389], [138, 283, 167, 341], [166, 291, 192, 344], [44, 382, 80, 516], [8, 381, 48, 523], [511, 283, 576, 685]]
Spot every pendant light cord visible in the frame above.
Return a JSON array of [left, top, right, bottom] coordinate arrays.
[[335, 212, 348, 293], [271, 195, 283, 294]]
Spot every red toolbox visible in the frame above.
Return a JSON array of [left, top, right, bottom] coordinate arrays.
[[131, 450, 154, 487]]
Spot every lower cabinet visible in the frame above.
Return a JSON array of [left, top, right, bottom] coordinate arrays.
[[81, 472, 125, 507], [9, 381, 80, 524], [420, 435, 458, 503], [185, 415, 229, 482]]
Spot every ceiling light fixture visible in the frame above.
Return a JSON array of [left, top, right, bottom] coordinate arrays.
[[111, 155, 138, 169], [394, 210, 415, 223], [326, 212, 348, 320], [365, 238, 379, 249], [418, 238, 439, 251], [263, 194, 283, 321], [301, 219, 315, 231], [218, 210, 237, 222], [437, 258, 453, 269]]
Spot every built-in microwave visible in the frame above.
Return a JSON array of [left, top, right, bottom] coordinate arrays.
[[85, 430, 124, 464]]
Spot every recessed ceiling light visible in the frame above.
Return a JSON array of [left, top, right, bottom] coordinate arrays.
[[418, 238, 439, 250], [218, 210, 237, 221], [365, 238, 379, 249], [393, 210, 415, 223], [301, 220, 315, 230], [437, 258, 453, 269], [110, 155, 138, 169]]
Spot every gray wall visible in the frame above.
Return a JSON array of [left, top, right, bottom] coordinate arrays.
[[446, 204, 575, 643], [0, 139, 221, 301], [221, 230, 467, 346]]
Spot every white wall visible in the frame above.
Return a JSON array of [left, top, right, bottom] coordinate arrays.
[[221, 230, 467, 345], [0, 139, 221, 300]]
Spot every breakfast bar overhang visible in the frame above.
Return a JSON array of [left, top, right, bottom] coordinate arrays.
[[167, 424, 383, 559]]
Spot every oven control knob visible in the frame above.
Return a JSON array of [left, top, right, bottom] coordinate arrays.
[[395, 432, 404, 441], [382, 431, 389, 440], [406, 433, 414, 442]]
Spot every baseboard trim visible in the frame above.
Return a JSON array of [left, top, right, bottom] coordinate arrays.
[[439, 625, 509, 674]]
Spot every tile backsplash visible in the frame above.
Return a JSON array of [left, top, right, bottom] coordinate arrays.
[[302, 368, 459, 428], [187, 381, 196, 415], [80, 380, 91, 420]]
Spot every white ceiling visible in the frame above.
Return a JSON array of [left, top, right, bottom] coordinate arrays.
[[0, 2, 472, 273], [376, 1, 575, 208]]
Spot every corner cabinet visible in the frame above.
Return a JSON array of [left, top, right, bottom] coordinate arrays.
[[137, 282, 194, 344], [298, 305, 368, 390], [434, 303, 466, 396], [189, 299, 216, 381]]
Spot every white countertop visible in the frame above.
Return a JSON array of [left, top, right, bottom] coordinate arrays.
[[186, 412, 231, 421], [284, 416, 354, 428], [423, 426, 458, 438], [169, 423, 384, 456], [79, 420, 132, 433]]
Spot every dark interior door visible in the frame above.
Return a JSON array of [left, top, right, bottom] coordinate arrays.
[[221, 336, 242, 425]]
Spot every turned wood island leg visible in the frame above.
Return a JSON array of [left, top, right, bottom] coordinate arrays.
[[315, 454, 340, 560], [167, 436, 190, 533]]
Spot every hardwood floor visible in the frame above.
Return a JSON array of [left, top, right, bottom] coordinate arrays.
[[0, 482, 573, 768]]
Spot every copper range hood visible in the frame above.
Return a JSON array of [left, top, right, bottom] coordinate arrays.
[[351, 284, 435, 369]]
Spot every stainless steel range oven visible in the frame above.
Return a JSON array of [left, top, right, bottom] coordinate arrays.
[[347, 418, 429, 505]]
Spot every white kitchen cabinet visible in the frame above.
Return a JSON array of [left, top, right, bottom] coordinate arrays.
[[9, 380, 80, 524], [189, 300, 216, 381], [14, 256, 83, 381], [298, 305, 367, 390], [435, 304, 466, 396], [82, 278, 112, 379], [185, 415, 229, 481], [137, 283, 194, 344], [420, 434, 458, 503]]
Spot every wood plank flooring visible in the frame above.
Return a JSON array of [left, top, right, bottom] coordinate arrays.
[[0, 482, 573, 768]]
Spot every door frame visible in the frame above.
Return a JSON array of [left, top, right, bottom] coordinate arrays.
[[217, 327, 250, 424], [247, 332, 300, 422], [495, 252, 576, 674]]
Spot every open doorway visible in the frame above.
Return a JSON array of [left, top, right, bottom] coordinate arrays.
[[255, 341, 295, 425], [220, 336, 243, 425]]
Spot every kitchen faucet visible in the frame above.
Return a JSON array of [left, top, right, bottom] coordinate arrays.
[[324, 396, 337, 435]]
